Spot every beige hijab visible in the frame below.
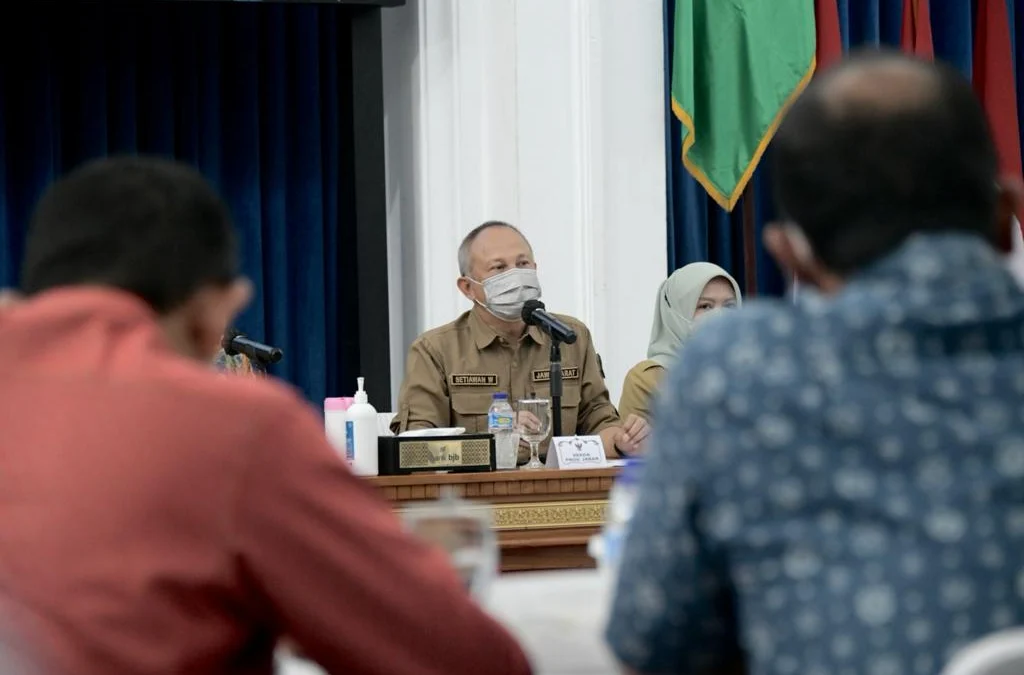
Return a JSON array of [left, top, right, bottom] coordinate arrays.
[[646, 262, 742, 368]]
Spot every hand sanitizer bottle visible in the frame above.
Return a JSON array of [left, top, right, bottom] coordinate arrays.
[[347, 377, 378, 476]]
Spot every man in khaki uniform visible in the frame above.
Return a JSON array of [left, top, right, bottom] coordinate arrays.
[[392, 221, 649, 459]]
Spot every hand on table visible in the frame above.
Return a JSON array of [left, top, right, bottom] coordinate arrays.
[[614, 414, 650, 456]]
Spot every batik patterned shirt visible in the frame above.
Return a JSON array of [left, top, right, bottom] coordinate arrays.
[[608, 233, 1024, 675]]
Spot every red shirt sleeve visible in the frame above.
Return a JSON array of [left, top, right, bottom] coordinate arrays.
[[231, 401, 532, 675]]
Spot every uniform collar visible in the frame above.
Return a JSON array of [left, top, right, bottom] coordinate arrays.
[[467, 308, 545, 349]]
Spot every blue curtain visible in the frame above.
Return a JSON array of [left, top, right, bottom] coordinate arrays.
[[664, 0, 1014, 296], [0, 2, 357, 404]]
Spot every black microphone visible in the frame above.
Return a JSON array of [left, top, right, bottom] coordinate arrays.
[[521, 299, 577, 344], [222, 328, 283, 364]]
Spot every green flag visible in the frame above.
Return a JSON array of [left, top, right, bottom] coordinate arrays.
[[672, 1, 816, 211]]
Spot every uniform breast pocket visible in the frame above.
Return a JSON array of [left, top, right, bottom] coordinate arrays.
[[557, 386, 582, 435], [450, 392, 496, 433]]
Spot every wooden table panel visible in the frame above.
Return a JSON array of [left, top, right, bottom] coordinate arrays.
[[367, 468, 619, 572]]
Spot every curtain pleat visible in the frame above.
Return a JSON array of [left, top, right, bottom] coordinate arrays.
[[0, 2, 355, 404]]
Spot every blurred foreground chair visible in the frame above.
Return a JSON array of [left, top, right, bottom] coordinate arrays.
[[942, 628, 1024, 675]]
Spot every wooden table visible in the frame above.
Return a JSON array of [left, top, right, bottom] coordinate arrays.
[[367, 468, 619, 572]]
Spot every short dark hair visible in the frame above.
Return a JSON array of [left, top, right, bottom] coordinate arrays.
[[457, 220, 529, 276], [772, 50, 999, 275], [21, 156, 238, 313]]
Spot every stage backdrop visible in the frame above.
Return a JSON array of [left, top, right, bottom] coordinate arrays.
[[0, 2, 362, 405], [664, 0, 1024, 297]]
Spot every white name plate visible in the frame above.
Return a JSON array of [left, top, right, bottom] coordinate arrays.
[[545, 435, 608, 470]]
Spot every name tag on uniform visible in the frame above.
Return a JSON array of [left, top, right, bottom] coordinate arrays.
[[450, 373, 498, 387], [531, 367, 580, 383], [545, 435, 607, 470]]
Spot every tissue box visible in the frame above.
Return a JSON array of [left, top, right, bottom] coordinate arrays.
[[377, 434, 495, 475]]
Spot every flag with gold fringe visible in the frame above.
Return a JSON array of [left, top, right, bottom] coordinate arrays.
[[671, 0, 817, 211]]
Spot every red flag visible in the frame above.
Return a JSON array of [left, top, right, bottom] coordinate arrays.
[[814, 0, 843, 72], [975, 0, 1023, 181], [799, 0, 845, 298], [900, 0, 934, 58]]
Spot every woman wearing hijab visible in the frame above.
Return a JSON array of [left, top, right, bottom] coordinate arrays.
[[618, 262, 741, 422]]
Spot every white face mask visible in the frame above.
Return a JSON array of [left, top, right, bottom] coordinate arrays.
[[695, 306, 726, 323], [467, 268, 542, 322], [682, 306, 732, 335]]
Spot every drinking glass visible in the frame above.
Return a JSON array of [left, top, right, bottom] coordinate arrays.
[[402, 487, 498, 600], [516, 398, 552, 471]]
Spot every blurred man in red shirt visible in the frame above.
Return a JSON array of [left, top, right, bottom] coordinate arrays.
[[0, 157, 531, 675]]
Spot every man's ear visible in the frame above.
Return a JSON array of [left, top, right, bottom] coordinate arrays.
[[994, 175, 1024, 254], [456, 276, 475, 303], [763, 223, 844, 295]]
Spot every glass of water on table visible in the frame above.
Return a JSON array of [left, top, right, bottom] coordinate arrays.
[[516, 398, 552, 471], [403, 487, 497, 599]]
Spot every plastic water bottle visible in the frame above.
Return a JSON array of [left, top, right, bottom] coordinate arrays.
[[600, 458, 644, 573], [488, 393, 517, 470]]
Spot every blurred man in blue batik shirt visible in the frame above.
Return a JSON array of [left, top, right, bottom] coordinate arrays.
[[608, 50, 1024, 675]]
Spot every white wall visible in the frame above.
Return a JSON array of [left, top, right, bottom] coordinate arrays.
[[381, 0, 667, 411]]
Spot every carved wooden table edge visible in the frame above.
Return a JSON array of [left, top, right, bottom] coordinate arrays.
[[380, 498, 609, 531], [368, 467, 619, 487], [366, 468, 620, 572], [367, 467, 620, 504]]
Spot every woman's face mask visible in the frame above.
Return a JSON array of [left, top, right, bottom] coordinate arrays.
[[466, 268, 542, 322], [684, 306, 733, 335], [695, 306, 725, 323]]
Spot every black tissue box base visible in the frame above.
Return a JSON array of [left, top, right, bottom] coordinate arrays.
[[377, 434, 495, 475]]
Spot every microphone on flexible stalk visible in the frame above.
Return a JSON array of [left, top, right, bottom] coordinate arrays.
[[521, 300, 577, 345], [222, 328, 284, 364], [521, 299, 575, 437]]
